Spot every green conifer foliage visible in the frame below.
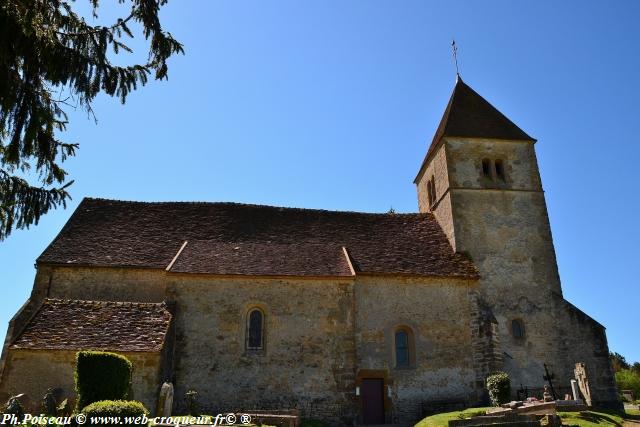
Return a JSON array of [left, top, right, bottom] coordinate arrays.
[[0, 0, 183, 240]]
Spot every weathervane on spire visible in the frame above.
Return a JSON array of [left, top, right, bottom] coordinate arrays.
[[451, 39, 460, 78]]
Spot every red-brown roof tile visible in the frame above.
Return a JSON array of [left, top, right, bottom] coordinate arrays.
[[11, 299, 172, 352], [170, 241, 354, 276], [37, 198, 478, 279]]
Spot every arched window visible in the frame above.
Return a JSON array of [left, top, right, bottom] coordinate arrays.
[[482, 159, 492, 178], [394, 327, 415, 368], [511, 319, 525, 339], [246, 308, 265, 350], [395, 330, 410, 367], [495, 159, 505, 181]]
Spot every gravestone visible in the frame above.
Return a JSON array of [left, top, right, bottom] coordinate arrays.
[[156, 382, 174, 417], [622, 390, 635, 402], [570, 379, 580, 401], [574, 363, 592, 407], [42, 388, 57, 416]]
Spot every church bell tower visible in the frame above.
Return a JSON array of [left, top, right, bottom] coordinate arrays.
[[415, 77, 565, 387]]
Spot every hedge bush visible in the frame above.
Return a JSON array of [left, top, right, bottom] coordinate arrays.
[[616, 369, 640, 401], [75, 351, 133, 410], [486, 371, 511, 406], [82, 400, 148, 427]]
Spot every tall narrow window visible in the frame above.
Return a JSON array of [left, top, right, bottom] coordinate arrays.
[[482, 159, 492, 178], [511, 319, 525, 339], [495, 159, 505, 181], [426, 176, 436, 207], [246, 308, 264, 350], [395, 330, 410, 367], [430, 176, 436, 203]]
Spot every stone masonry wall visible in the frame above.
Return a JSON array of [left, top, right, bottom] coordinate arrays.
[[418, 137, 619, 405], [439, 138, 567, 388], [445, 138, 542, 191], [354, 275, 478, 424], [45, 266, 167, 303], [468, 290, 502, 403], [416, 143, 456, 250], [0, 267, 56, 383], [0, 349, 162, 413], [0, 267, 166, 391], [167, 275, 358, 426], [553, 298, 620, 409], [2, 264, 490, 425]]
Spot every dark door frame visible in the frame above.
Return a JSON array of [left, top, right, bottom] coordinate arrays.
[[361, 378, 385, 424], [356, 370, 392, 425]]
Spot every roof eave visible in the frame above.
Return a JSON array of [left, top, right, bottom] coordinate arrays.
[[9, 346, 164, 353], [36, 262, 478, 281]]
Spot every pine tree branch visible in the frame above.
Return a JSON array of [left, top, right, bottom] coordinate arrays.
[[0, 169, 73, 241], [0, 0, 183, 240], [55, 11, 136, 37]]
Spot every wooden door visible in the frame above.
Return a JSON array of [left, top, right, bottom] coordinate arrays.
[[361, 378, 385, 424]]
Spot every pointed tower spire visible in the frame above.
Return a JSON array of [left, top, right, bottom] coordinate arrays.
[[414, 79, 535, 183]]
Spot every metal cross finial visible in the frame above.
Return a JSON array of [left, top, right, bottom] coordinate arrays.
[[451, 39, 460, 77]]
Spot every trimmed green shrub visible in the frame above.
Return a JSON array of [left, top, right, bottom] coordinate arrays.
[[486, 371, 511, 406], [301, 420, 329, 427], [75, 351, 133, 410], [82, 400, 148, 427]]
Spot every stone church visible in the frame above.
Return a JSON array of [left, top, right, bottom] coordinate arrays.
[[0, 78, 619, 425]]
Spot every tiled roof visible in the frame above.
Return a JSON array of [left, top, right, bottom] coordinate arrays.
[[415, 77, 535, 183], [171, 241, 354, 276], [11, 299, 172, 352], [38, 198, 478, 279]]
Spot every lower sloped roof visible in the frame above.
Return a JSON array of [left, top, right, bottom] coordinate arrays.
[[37, 198, 478, 279], [11, 299, 172, 352]]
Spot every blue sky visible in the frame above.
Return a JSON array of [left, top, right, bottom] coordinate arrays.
[[1, 1, 638, 365]]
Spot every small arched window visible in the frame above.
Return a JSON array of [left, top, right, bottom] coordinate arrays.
[[246, 308, 265, 350], [512, 319, 525, 339], [394, 327, 414, 368], [495, 159, 505, 181], [395, 330, 409, 367], [482, 159, 492, 178]]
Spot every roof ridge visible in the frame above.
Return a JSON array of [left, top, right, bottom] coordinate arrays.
[[184, 240, 346, 245], [81, 197, 424, 217]]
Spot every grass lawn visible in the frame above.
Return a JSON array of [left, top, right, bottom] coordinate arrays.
[[414, 407, 490, 427], [416, 408, 639, 427], [626, 408, 640, 417], [558, 410, 625, 426]]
